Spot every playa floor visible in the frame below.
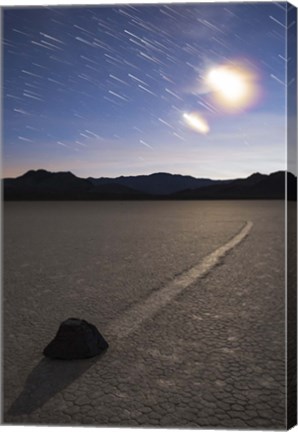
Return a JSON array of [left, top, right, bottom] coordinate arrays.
[[3, 200, 286, 428]]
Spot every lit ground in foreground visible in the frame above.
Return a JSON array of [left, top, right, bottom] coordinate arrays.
[[3, 200, 285, 428]]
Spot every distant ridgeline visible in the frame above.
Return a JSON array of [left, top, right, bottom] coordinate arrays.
[[3, 169, 297, 200]]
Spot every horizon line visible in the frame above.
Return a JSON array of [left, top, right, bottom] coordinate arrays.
[[2, 168, 291, 182]]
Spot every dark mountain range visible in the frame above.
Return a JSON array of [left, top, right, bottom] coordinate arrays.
[[88, 172, 226, 195], [3, 169, 296, 200], [173, 171, 297, 200], [3, 169, 145, 200], [4, 169, 92, 200]]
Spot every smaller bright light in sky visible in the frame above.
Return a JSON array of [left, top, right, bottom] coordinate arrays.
[[206, 64, 259, 112], [183, 112, 210, 134]]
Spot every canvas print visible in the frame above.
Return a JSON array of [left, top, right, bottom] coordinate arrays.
[[2, 1, 297, 429]]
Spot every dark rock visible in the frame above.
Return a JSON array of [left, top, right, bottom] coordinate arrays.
[[43, 318, 109, 360]]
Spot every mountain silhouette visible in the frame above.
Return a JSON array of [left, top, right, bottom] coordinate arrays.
[[88, 172, 225, 195], [3, 169, 296, 200], [173, 171, 297, 200], [3, 169, 144, 200]]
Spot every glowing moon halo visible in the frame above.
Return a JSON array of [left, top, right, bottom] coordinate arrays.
[[206, 64, 259, 111], [207, 68, 246, 102], [183, 112, 210, 134]]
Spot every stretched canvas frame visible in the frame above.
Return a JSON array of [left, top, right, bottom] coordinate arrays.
[[286, 2, 297, 427], [1, 1, 297, 430]]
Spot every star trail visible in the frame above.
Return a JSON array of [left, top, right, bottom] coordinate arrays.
[[3, 2, 289, 178]]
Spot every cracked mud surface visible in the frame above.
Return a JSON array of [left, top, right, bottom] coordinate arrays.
[[3, 201, 285, 428]]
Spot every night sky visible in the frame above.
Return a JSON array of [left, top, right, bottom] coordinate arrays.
[[3, 2, 290, 179]]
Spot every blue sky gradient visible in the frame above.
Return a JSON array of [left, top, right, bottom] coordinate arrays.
[[3, 2, 288, 178]]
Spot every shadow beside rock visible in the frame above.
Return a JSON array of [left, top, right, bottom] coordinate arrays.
[[6, 354, 103, 417]]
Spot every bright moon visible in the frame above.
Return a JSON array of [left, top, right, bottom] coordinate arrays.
[[206, 64, 259, 111], [183, 112, 210, 134]]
